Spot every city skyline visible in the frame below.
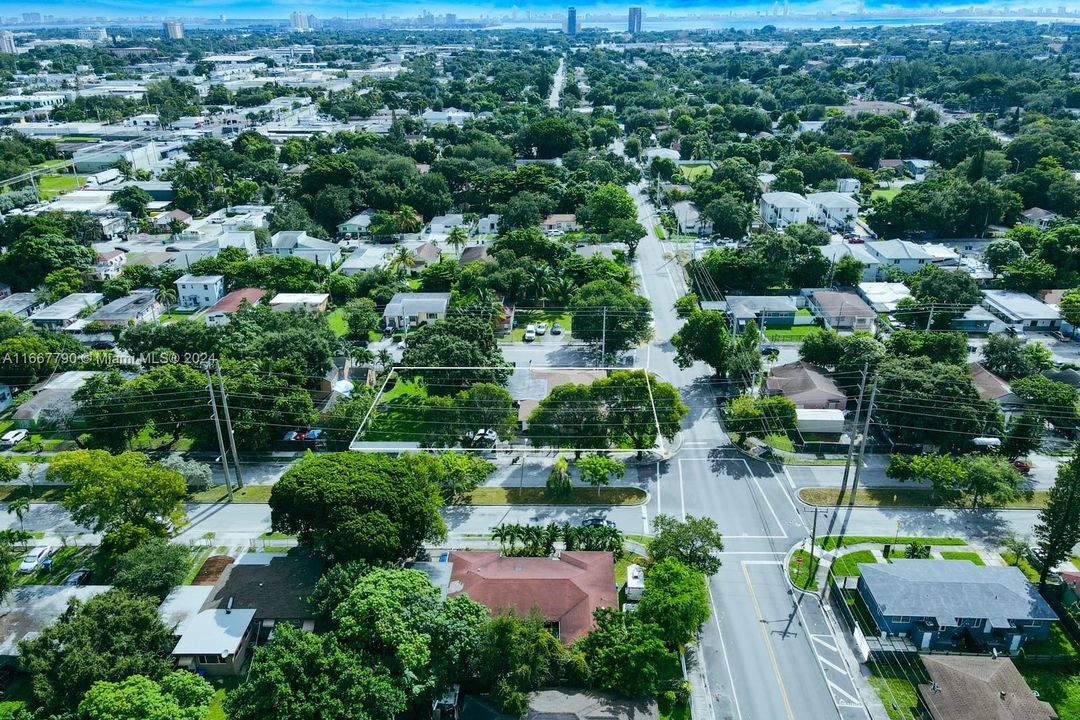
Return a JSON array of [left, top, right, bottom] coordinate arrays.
[[0, 0, 1075, 22]]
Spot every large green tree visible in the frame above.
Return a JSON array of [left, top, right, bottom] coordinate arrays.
[[48, 451, 186, 551], [225, 624, 407, 720], [20, 590, 175, 715], [637, 558, 710, 647], [648, 514, 725, 576], [570, 279, 652, 356], [77, 672, 214, 720], [576, 609, 675, 697], [269, 452, 446, 564], [1034, 448, 1080, 588]]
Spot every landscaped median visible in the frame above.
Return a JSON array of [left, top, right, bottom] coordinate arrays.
[[798, 486, 1050, 510], [463, 486, 647, 505]]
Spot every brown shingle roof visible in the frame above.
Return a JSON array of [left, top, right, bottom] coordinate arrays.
[[765, 361, 844, 405], [918, 655, 1057, 720], [969, 362, 1012, 402], [447, 551, 616, 643], [201, 551, 323, 622]]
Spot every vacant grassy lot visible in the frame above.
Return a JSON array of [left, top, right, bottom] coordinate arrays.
[[764, 324, 820, 341], [830, 549, 877, 577], [465, 486, 646, 505], [817, 535, 965, 551], [799, 486, 1048, 510], [939, 551, 985, 565], [508, 310, 572, 341], [37, 174, 80, 198], [1019, 665, 1080, 719], [679, 164, 713, 181], [870, 187, 901, 202], [866, 661, 925, 720]]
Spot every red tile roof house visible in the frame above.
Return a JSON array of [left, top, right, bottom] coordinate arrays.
[[205, 288, 265, 327], [447, 551, 617, 643]]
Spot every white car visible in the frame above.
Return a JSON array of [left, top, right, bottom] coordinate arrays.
[[17, 546, 53, 574], [524, 324, 537, 342], [536, 322, 548, 336], [0, 430, 27, 447]]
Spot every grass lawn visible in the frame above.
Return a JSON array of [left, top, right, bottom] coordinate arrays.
[[188, 484, 274, 503], [11, 433, 65, 453], [361, 377, 429, 441], [870, 187, 902, 202], [1021, 624, 1080, 660], [830, 549, 876, 577], [1002, 550, 1041, 583], [326, 307, 348, 337], [798, 486, 1049, 510], [654, 225, 666, 239], [939, 551, 985, 565], [764, 324, 820, 341], [37, 174, 81, 199], [843, 588, 881, 635], [866, 661, 924, 720], [1018, 665, 1080, 718], [205, 677, 243, 720], [625, 533, 652, 547], [679, 164, 713, 181], [508, 310, 572, 341], [788, 548, 819, 591], [181, 545, 215, 585], [817, 535, 965, 551], [158, 310, 203, 325], [465, 486, 646, 506]]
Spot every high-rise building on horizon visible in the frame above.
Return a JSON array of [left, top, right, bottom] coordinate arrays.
[[77, 27, 108, 42], [162, 21, 184, 40], [21, 13, 40, 24], [289, 11, 311, 31], [567, 6, 577, 34], [628, 6, 642, 33], [0, 31, 15, 55]]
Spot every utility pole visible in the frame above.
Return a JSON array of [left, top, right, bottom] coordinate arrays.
[[600, 307, 607, 367], [205, 367, 234, 502], [838, 364, 868, 501], [215, 362, 243, 489], [806, 506, 819, 589], [849, 378, 878, 503], [925, 303, 935, 331]]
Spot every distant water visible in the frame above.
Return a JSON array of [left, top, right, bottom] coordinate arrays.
[[488, 15, 1079, 31]]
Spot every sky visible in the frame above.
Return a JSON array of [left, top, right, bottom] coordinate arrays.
[[0, 0, 1056, 20]]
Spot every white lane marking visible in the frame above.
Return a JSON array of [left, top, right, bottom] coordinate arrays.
[[795, 594, 865, 718], [708, 583, 743, 720], [827, 679, 863, 706], [783, 465, 796, 489], [811, 634, 838, 652], [743, 460, 788, 539], [656, 460, 661, 518], [678, 458, 686, 521]]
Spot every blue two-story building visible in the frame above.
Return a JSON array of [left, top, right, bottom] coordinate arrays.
[[857, 560, 1058, 654]]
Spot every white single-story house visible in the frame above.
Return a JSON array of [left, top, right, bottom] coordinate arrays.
[[29, 293, 104, 331], [981, 289, 1061, 330], [857, 282, 912, 313], [383, 292, 451, 329], [171, 608, 256, 677], [1022, 207, 1058, 231], [819, 243, 881, 283], [542, 214, 579, 233], [93, 250, 126, 280], [672, 201, 712, 235], [269, 231, 341, 268], [268, 293, 330, 313], [477, 213, 500, 235]]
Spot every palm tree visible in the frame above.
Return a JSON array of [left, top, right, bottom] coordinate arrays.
[[447, 226, 468, 257], [524, 262, 554, 307], [156, 285, 177, 314], [7, 496, 29, 536], [548, 276, 576, 306], [385, 245, 416, 279], [392, 205, 423, 241]]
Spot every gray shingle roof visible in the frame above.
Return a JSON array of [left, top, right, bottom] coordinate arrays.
[[859, 560, 1057, 627]]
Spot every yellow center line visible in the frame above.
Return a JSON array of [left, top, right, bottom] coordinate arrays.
[[742, 562, 795, 720]]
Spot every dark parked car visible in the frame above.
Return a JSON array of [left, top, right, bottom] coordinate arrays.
[[62, 568, 91, 586], [581, 517, 616, 528]]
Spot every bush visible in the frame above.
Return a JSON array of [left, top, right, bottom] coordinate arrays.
[[112, 538, 190, 600]]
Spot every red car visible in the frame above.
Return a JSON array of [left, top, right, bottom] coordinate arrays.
[[1012, 459, 1032, 474]]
